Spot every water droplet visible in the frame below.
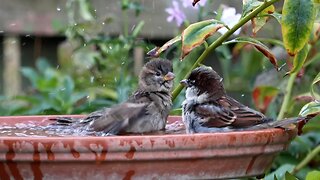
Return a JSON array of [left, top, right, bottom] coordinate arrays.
[[74, 23, 78, 26], [121, 62, 125, 65], [241, 94, 245, 97], [102, 84, 106, 87], [25, 34, 31, 37], [56, 65, 60, 69], [109, 46, 112, 50], [60, 88, 66, 91], [102, 22, 105, 25], [0, 30, 4, 33], [131, 25, 136, 31], [94, 9, 97, 12], [114, 77, 117, 82], [83, 43, 87, 47], [87, 95, 90, 99], [10, 23, 16, 27], [57, 7, 61, 11], [90, 76, 94, 83]]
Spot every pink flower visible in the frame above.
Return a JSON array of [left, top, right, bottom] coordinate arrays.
[[165, 1, 187, 27], [218, 7, 241, 35]]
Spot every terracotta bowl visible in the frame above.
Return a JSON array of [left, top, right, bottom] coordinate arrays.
[[0, 115, 297, 179]]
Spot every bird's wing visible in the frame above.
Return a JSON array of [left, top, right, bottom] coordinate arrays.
[[195, 103, 237, 127], [128, 91, 153, 104], [218, 96, 272, 127], [88, 103, 147, 134], [80, 108, 108, 123]]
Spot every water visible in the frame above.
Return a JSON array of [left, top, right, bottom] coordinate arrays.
[[0, 119, 186, 137]]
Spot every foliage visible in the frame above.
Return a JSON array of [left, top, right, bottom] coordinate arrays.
[[1, 0, 153, 115], [157, 0, 320, 179], [62, 0, 149, 104]]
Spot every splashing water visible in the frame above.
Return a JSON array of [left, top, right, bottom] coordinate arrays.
[[0, 118, 186, 137]]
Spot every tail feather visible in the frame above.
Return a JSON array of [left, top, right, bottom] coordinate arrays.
[[50, 117, 80, 125], [245, 116, 314, 132]]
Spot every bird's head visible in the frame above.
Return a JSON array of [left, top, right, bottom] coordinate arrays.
[[180, 66, 225, 101], [139, 58, 175, 93]]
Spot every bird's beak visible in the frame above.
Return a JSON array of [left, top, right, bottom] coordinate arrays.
[[163, 72, 175, 81], [180, 79, 189, 87]]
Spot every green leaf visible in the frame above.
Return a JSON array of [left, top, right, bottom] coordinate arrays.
[[285, 43, 310, 75], [264, 164, 295, 180], [223, 37, 279, 70], [268, 12, 282, 24], [61, 76, 75, 101], [21, 67, 38, 87], [285, 172, 298, 180], [79, 0, 96, 21], [147, 35, 181, 57], [281, 0, 315, 56], [311, 72, 320, 99], [181, 19, 225, 59], [309, 23, 320, 44], [303, 115, 320, 132], [170, 108, 182, 115], [36, 58, 51, 73], [252, 5, 275, 35], [131, 21, 145, 38], [306, 170, 320, 180], [242, 0, 263, 17], [252, 86, 279, 113], [299, 101, 320, 117]]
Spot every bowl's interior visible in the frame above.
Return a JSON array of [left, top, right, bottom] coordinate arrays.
[[0, 115, 186, 137]]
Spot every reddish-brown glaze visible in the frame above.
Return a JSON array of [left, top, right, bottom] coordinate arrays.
[[3, 140, 23, 180], [0, 162, 10, 179], [31, 142, 43, 180], [0, 115, 298, 179], [125, 146, 136, 160], [123, 170, 135, 180]]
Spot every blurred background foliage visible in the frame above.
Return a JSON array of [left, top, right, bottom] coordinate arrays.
[[0, 0, 319, 179]]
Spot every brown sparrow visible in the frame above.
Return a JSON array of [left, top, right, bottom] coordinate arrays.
[[52, 58, 175, 135], [180, 66, 311, 133]]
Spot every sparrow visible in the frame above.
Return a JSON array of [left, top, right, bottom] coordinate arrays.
[[51, 58, 175, 135], [180, 66, 312, 133]]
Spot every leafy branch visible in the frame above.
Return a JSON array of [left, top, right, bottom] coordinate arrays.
[[172, 0, 280, 100]]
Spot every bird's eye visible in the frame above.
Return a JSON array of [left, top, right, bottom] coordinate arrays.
[[189, 80, 195, 84], [156, 72, 161, 76]]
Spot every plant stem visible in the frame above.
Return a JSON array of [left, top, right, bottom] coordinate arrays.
[[277, 72, 298, 120], [292, 145, 320, 174], [122, 9, 129, 37], [172, 0, 280, 101]]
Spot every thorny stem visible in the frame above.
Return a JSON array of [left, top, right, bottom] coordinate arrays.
[[291, 145, 320, 174], [277, 72, 298, 120], [172, 0, 280, 100]]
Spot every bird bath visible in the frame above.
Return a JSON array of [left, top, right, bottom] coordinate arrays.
[[0, 115, 297, 179]]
